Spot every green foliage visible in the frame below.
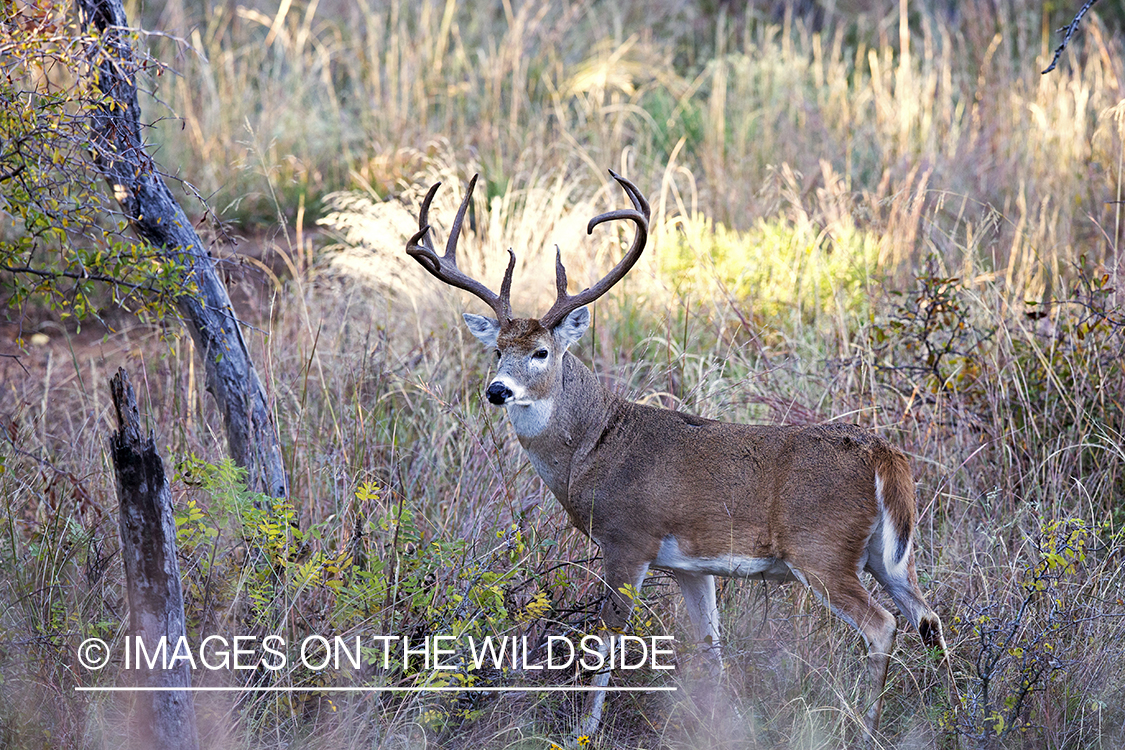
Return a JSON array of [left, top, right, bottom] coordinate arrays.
[[0, 0, 188, 330], [872, 258, 995, 395], [949, 516, 1122, 746], [639, 87, 704, 160], [658, 211, 879, 327], [170, 457, 573, 735], [1007, 269, 1124, 440]]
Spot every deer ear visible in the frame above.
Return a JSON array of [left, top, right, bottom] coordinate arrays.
[[553, 306, 590, 350], [463, 313, 500, 348]]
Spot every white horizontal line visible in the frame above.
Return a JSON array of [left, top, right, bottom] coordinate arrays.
[[75, 685, 676, 693]]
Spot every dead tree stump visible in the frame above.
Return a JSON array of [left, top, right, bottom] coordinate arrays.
[[110, 368, 200, 750]]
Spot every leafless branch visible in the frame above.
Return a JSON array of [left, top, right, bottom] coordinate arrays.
[[1042, 0, 1100, 74]]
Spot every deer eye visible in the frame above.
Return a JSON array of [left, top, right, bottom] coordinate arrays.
[[494, 349, 501, 360], [532, 348, 549, 360]]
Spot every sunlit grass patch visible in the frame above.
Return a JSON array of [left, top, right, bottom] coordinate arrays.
[[655, 207, 880, 328]]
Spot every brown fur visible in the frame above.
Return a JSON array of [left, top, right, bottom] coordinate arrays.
[[409, 173, 949, 745], [505, 343, 949, 742]]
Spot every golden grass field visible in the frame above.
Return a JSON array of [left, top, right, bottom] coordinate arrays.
[[2, 0, 1125, 747]]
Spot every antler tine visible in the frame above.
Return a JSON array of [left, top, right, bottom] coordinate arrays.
[[405, 182, 442, 273], [405, 175, 514, 324], [608, 167, 650, 218], [539, 171, 650, 329]]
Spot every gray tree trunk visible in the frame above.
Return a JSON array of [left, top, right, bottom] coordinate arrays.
[[78, 0, 288, 498], [110, 368, 201, 750]]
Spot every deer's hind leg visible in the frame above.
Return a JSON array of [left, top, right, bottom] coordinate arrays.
[[868, 548, 957, 707], [800, 566, 898, 740], [867, 548, 948, 660]]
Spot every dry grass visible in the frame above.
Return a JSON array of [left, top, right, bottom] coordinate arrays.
[[3, 0, 1125, 748]]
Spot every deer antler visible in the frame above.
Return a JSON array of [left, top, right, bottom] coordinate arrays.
[[406, 175, 516, 324], [539, 170, 650, 329]]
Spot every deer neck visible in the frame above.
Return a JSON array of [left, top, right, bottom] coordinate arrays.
[[507, 352, 611, 501]]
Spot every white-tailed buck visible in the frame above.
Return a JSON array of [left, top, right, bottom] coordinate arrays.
[[406, 171, 949, 742]]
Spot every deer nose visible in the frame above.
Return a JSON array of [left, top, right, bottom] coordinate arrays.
[[486, 381, 512, 405]]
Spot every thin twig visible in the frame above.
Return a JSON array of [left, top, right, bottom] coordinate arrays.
[[1042, 0, 1100, 74]]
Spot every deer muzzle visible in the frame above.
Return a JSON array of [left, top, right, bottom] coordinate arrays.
[[486, 381, 513, 405]]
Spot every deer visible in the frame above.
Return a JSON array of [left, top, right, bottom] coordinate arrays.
[[405, 170, 951, 744]]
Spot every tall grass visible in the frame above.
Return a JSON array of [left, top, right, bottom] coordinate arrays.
[[145, 0, 1123, 302], [2, 0, 1124, 748]]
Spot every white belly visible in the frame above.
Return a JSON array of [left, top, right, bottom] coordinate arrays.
[[652, 535, 798, 582]]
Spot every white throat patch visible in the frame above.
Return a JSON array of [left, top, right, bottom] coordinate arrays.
[[506, 397, 554, 437]]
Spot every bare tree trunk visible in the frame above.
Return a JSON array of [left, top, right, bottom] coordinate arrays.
[[78, 0, 288, 498], [110, 368, 201, 750]]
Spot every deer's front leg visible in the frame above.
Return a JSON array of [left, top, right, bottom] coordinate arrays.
[[573, 554, 650, 743], [674, 570, 723, 677]]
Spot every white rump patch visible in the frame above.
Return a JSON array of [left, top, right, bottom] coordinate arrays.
[[875, 472, 911, 580]]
